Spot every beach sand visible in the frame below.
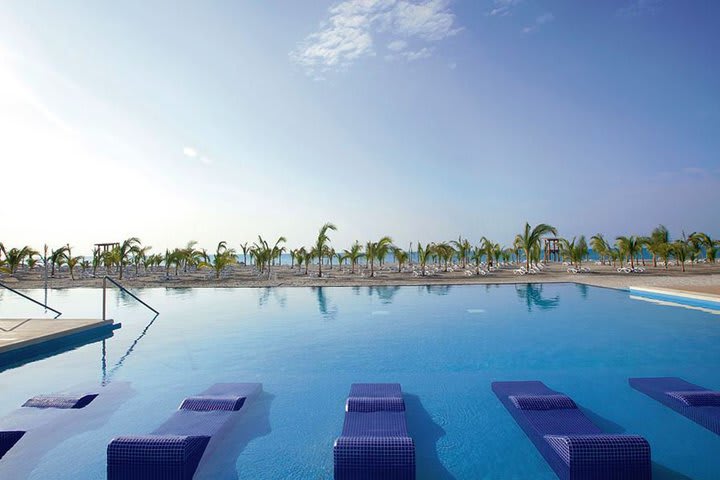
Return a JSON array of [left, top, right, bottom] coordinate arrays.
[[3, 262, 720, 294]]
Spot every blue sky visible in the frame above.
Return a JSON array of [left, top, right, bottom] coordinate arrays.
[[1, 0, 718, 253]]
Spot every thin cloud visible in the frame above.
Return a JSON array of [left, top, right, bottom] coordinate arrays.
[[291, 0, 461, 78], [487, 0, 522, 17], [522, 12, 554, 34], [617, 0, 662, 17], [387, 39, 408, 51], [183, 146, 212, 165]]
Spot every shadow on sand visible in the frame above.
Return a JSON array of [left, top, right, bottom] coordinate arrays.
[[195, 390, 275, 480], [404, 393, 455, 480]]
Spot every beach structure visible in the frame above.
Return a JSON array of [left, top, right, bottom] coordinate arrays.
[[0, 392, 98, 459], [334, 383, 415, 480], [630, 377, 720, 435], [544, 238, 561, 262], [492, 381, 651, 480], [107, 382, 261, 480], [94, 242, 119, 254]]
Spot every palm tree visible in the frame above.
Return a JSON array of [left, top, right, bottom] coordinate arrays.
[[91, 246, 101, 277], [470, 246, 484, 275], [66, 254, 81, 280], [433, 242, 455, 272], [115, 237, 141, 280], [132, 246, 152, 276], [343, 241, 364, 274], [295, 247, 305, 273], [1, 246, 33, 274], [673, 239, 690, 272], [689, 232, 717, 263], [480, 237, 495, 267], [394, 248, 409, 273], [560, 236, 589, 268], [643, 225, 670, 267], [303, 248, 312, 275], [615, 236, 641, 269], [590, 234, 610, 264], [49, 246, 69, 277], [203, 241, 237, 278], [240, 242, 250, 265], [451, 236, 471, 268], [314, 222, 337, 278], [327, 247, 336, 270], [515, 223, 557, 270], [27, 252, 40, 270], [366, 236, 393, 277], [416, 242, 434, 276], [253, 235, 286, 279]]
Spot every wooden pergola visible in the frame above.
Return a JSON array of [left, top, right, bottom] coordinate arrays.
[[544, 238, 561, 262], [94, 242, 119, 254]]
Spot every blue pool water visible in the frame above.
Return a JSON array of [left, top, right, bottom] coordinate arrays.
[[1, 283, 719, 479]]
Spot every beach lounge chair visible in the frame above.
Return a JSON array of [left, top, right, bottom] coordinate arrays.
[[0, 392, 98, 460], [492, 381, 651, 480], [334, 383, 415, 480], [107, 383, 261, 480], [629, 377, 720, 435]]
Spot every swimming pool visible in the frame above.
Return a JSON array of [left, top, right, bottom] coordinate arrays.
[[1, 283, 718, 479]]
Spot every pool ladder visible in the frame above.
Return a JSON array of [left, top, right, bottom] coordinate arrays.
[[0, 280, 62, 318], [102, 276, 159, 320]]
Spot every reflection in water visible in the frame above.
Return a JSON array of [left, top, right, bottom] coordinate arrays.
[[102, 312, 160, 385], [420, 285, 452, 296], [576, 283, 589, 299], [368, 286, 401, 304], [164, 287, 195, 298], [514, 284, 559, 312], [313, 287, 338, 320], [257, 288, 288, 309]]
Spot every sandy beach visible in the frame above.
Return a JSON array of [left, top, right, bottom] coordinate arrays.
[[3, 262, 720, 295]]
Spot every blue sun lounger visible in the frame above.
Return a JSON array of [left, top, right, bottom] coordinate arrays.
[[0, 393, 98, 460], [107, 383, 261, 480], [333, 383, 415, 480], [492, 381, 651, 480], [630, 377, 720, 435]]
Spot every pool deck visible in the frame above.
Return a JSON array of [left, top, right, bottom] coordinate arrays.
[[0, 318, 117, 358]]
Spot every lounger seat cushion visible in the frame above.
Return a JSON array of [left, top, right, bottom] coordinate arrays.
[[179, 395, 246, 412], [666, 391, 720, 407], [0, 431, 25, 459], [349, 383, 403, 399], [107, 435, 210, 480], [346, 397, 405, 412], [22, 394, 98, 409], [510, 394, 577, 410], [545, 434, 651, 479]]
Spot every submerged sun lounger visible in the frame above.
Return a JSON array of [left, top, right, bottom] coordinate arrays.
[[334, 383, 415, 480], [630, 377, 720, 435], [492, 381, 651, 480], [107, 383, 260, 480], [0, 393, 98, 460]]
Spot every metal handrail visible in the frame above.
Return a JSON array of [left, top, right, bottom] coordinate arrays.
[[0, 280, 62, 318], [102, 276, 159, 320]]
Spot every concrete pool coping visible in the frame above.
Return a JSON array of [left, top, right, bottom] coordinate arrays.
[[628, 286, 720, 310], [0, 318, 119, 370]]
